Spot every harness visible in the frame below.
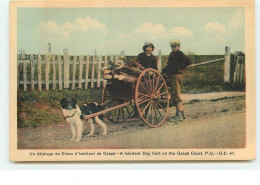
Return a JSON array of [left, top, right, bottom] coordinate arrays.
[[64, 109, 77, 119]]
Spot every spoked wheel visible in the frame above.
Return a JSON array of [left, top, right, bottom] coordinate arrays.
[[135, 68, 170, 127], [102, 84, 134, 123]]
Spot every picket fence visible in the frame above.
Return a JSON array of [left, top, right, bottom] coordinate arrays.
[[17, 53, 123, 91], [17, 49, 162, 91], [17, 47, 244, 91]]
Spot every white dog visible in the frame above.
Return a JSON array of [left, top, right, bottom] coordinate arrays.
[[60, 98, 107, 142]]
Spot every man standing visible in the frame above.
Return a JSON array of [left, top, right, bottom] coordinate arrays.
[[162, 39, 191, 123]]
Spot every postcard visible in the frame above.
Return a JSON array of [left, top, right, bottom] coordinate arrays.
[[9, 0, 255, 161]]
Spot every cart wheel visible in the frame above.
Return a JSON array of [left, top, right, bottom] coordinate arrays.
[[135, 68, 170, 127], [102, 84, 134, 123]]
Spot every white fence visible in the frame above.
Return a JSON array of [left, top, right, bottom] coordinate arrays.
[[17, 50, 162, 91], [17, 53, 119, 91], [17, 47, 244, 91]]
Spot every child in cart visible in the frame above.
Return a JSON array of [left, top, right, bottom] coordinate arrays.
[[133, 42, 159, 117]]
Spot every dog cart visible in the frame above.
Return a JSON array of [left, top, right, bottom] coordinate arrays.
[[84, 63, 170, 128]]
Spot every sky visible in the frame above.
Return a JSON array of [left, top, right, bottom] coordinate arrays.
[[17, 7, 245, 56]]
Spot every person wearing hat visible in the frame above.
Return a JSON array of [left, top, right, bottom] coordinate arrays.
[[136, 42, 158, 70], [162, 39, 191, 123]]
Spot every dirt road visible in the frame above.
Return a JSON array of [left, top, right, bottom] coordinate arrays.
[[18, 92, 245, 149]]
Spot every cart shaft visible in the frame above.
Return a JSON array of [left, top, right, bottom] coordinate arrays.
[[83, 101, 131, 119]]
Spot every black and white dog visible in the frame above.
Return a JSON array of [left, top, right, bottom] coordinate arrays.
[[79, 102, 107, 137], [60, 97, 107, 142]]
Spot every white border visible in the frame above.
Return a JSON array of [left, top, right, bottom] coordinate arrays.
[[1, 0, 260, 169]]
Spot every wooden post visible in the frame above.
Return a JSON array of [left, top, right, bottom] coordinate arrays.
[[91, 56, 95, 88], [241, 62, 245, 83], [97, 56, 101, 88], [233, 52, 239, 83], [23, 60, 27, 91], [110, 55, 114, 63], [103, 55, 108, 87], [238, 62, 242, 82], [78, 55, 83, 89], [30, 54, 35, 90], [72, 56, 77, 90], [52, 55, 56, 90], [85, 56, 89, 89], [241, 56, 245, 83], [224, 46, 231, 83], [238, 55, 245, 83], [17, 57, 20, 90], [63, 49, 69, 88], [120, 51, 125, 59], [233, 53, 245, 84], [45, 54, 50, 90], [233, 60, 238, 83], [58, 55, 62, 90], [158, 49, 162, 71], [38, 55, 42, 90]]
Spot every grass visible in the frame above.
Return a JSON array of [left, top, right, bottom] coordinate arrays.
[[17, 88, 103, 128], [129, 54, 232, 93]]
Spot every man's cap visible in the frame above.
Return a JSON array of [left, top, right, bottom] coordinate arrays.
[[169, 39, 181, 46]]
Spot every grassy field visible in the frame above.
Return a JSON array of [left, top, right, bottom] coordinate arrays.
[[17, 54, 245, 128], [178, 55, 225, 93], [129, 54, 226, 93]]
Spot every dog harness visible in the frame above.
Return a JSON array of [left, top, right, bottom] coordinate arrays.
[[64, 109, 77, 119]]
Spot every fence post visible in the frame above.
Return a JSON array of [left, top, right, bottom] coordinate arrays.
[[233, 52, 245, 84], [17, 55, 20, 90], [23, 60, 27, 91], [91, 56, 95, 88], [78, 55, 83, 89], [97, 56, 101, 88], [233, 60, 239, 83], [110, 55, 113, 62], [45, 54, 50, 90], [240, 56, 245, 83], [52, 55, 56, 90], [224, 46, 231, 83], [103, 55, 108, 87], [63, 49, 69, 88], [72, 56, 77, 90], [30, 54, 35, 91], [158, 49, 162, 71], [85, 56, 89, 89], [58, 55, 62, 90], [38, 55, 42, 90]]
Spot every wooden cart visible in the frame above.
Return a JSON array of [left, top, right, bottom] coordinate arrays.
[[95, 68, 170, 128]]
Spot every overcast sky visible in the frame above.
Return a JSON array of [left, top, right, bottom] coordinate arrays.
[[18, 7, 245, 56]]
